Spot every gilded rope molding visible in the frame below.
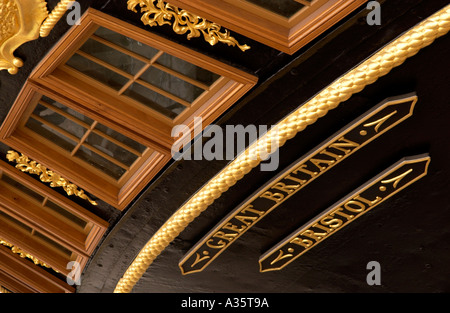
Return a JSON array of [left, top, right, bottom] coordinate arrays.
[[114, 5, 450, 293], [0, 285, 11, 293], [6, 150, 97, 205], [40, 0, 75, 37], [0, 0, 75, 74], [0, 239, 54, 270], [127, 0, 250, 51]]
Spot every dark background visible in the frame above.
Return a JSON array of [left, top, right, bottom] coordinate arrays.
[[1, 0, 449, 293]]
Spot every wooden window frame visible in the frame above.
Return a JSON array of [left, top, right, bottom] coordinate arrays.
[[0, 245, 75, 293], [0, 9, 256, 210], [0, 159, 108, 275], [0, 82, 170, 210], [30, 8, 257, 148], [164, 0, 367, 54]]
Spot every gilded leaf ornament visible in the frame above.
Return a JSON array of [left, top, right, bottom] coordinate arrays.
[[0, 238, 55, 271], [127, 0, 250, 51], [0, 0, 75, 74], [6, 150, 98, 205]]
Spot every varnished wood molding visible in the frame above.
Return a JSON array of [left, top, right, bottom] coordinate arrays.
[[164, 0, 367, 54]]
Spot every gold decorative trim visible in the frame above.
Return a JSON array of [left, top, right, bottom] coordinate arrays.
[[6, 150, 97, 205], [259, 155, 430, 272], [127, 0, 250, 51], [0, 0, 48, 74], [113, 5, 450, 293], [178, 94, 418, 275], [40, 0, 75, 37], [0, 286, 11, 293], [0, 0, 76, 74], [0, 239, 54, 270]]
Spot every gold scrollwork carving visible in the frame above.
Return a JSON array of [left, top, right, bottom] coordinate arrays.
[[0, 239, 54, 270], [6, 150, 97, 205], [127, 0, 250, 51], [0, 0, 75, 74], [0, 0, 48, 74]]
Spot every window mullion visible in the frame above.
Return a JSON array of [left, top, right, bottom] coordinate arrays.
[[42, 196, 48, 207], [80, 142, 130, 171], [118, 63, 152, 95], [91, 129, 143, 157], [135, 79, 192, 108], [71, 121, 98, 156], [75, 50, 134, 80], [38, 100, 91, 129], [90, 34, 151, 64], [30, 114, 80, 143], [118, 51, 165, 96], [151, 63, 210, 91]]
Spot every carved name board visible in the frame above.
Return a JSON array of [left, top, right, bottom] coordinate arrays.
[[179, 93, 418, 274], [259, 154, 430, 271]]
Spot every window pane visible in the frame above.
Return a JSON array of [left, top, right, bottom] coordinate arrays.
[[79, 38, 145, 75], [26, 118, 77, 152], [33, 103, 87, 140], [123, 83, 186, 119], [94, 26, 159, 60], [45, 201, 87, 229], [156, 53, 220, 86], [1, 174, 45, 204], [34, 231, 72, 257], [74, 145, 126, 180], [0, 211, 33, 233], [85, 132, 139, 167], [95, 123, 147, 154], [140, 66, 205, 103], [0, 173, 88, 230], [66, 53, 128, 91], [41, 96, 94, 126], [245, 0, 308, 17]]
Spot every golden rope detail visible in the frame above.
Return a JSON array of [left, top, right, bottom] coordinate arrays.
[[127, 0, 250, 51], [113, 5, 450, 293], [6, 150, 97, 205], [40, 0, 76, 37]]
